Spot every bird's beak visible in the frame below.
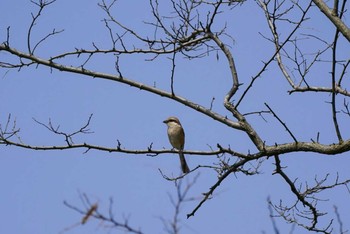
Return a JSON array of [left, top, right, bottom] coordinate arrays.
[[163, 120, 167, 124]]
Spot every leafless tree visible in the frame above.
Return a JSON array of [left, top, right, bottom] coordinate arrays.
[[1, 0, 350, 233]]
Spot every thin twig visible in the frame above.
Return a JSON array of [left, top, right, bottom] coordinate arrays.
[[265, 103, 298, 143]]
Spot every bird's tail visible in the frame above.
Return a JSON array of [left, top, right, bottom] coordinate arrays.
[[179, 151, 190, 174]]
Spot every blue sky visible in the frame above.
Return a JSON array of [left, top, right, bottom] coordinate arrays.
[[1, 0, 349, 233]]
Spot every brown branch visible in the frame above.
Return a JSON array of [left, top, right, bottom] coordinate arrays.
[[2, 114, 350, 158], [263, 140, 350, 156], [0, 115, 247, 158], [312, 0, 350, 42], [207, 31, 265, 151], [81, 203, 98, 225], [0, 136, 250, 158], [288, 85, 350, 96], [0, 44, 243, 131]]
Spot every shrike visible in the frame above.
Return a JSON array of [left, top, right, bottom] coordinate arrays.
[[163, 116, 190, 174]]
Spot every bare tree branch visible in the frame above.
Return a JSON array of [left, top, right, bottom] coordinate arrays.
[[264, 103, 298, 143], [271, 155, 350, 233], [63, 194, 143, 234], [312, 0, 350, 42], [1, 0, 350, 232]]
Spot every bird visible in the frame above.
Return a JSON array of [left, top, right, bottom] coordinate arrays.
[[163, 116, 190, 174]]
